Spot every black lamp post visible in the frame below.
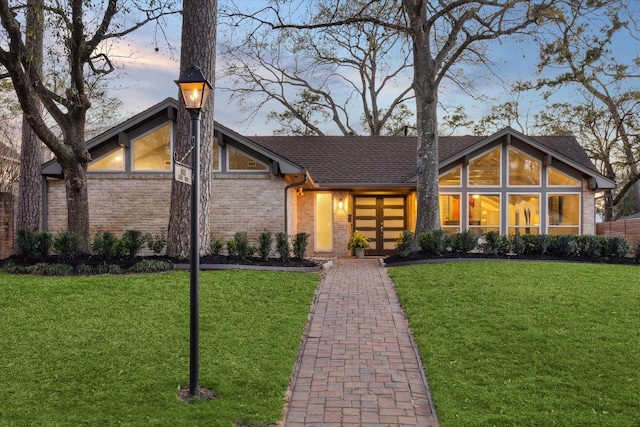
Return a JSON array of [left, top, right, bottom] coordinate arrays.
[[175, 67, 212, 397]]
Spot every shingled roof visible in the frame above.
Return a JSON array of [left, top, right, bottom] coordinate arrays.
[[249, 129, 604, 186]]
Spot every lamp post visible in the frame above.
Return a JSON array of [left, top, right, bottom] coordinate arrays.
[[175, 67, 212, 397]]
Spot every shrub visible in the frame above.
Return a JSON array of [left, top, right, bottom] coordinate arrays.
[[121, 229, 146, 257], [577, 235, 604, 259], [129, 259, 173, 273], [146, 233, 167, 255], [511, 232, 525, 255], [76, 264, 94, 275], [451, 230, 477, 253], [226, 239, 238, 257], [418, 229, 448, 255], [550, 234, 578, 258], [276, 232, 291, 262], [16, 229, 52, 260], [395, 230, 415, 258], [604, 236, 630, 259], [483, 231, 510, 255], [635, 238, 640, 262], [28, 263, 73, 276], [233, 232, 255, 260], [258, 231, 273, 261], [92, 231, 125, 259], [293, 232, 309, 259], [209, 235, 225, 255], [53, 231, 81, 261]]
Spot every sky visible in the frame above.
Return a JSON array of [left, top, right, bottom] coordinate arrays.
[[105, 1, 639, 137]]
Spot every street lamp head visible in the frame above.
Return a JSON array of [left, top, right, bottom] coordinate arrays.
[[175, 67, 213, 111]]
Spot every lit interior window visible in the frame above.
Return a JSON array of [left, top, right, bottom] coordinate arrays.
[[228, 146, 267, 171], [548, 167, 581, 186], [548, 194, 580, 234], [508, 194, 540, 235], [468, 194, 500, 234], [88, 147, 124, 171], [439, 194, 461, 233], [439, 166, 461, 186], [469, 146, 501, 186], [133, 123, 172, 171], [508, 146, 540, 186]]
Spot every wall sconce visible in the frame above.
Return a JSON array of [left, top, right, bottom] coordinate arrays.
[[337, 199, 344, 210]]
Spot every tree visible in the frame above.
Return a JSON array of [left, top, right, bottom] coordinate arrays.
[[15, 0, 44, 234], [0, 0, 180, 252], [220, 0, 414, 136], [525, 0, 640, 213], [166, 0, 216, 258]]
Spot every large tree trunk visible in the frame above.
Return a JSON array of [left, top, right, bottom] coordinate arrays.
[[15, 0, 43, 236], [167, 0, 216, 258], [405, 0, 440, 235]]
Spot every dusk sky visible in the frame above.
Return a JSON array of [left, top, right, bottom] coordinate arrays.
[[105, 1, 638, 137]]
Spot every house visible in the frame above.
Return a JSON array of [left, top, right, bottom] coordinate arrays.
[[40, 98, 616, 258]]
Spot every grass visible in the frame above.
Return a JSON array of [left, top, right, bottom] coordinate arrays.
[[0, 270, 318, 427], [389, 261, 640, 427]]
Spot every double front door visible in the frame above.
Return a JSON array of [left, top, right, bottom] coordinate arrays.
[[353, 195, 406, 256]]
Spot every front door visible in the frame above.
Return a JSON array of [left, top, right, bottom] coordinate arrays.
[[353, 196, 406, 256]]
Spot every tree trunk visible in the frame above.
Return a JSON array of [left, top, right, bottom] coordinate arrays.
[[405, 0, 440, 235], [15, 0, 44, 237], [167, 0, 216, 258]]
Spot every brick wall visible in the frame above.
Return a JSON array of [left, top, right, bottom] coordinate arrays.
[[597, 218, 640, 247], [0, 192, 13, 259], [582, 179, 596, 235]]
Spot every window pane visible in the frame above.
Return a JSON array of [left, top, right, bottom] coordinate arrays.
[[508, 146, 540, 186], [508, 194, 539, 235], [212, 138, 220, 171], [439, 166, 461, 186], [548, 194, 580, 233], [315, 193, 333, 250], [88, 147, 124, 171], [469, 146, 501, 186], [469, 194, 500, 233], [548, 167, 581, 186], [133, 123, 171, 171], [228, 147, 267, 171], [439, 194, 461, 228]]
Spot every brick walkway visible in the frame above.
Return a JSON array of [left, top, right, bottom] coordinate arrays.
[[283, 258, 439, 426]]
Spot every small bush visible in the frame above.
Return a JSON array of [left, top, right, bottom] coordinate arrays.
[[550, 234, 578, 258], [92, 231, 125, 259], [129, 259, 173, 273], [395, 230, 415, 258], [209, 235, 225, 255], [511, 232, 525, 255], [28, 263, 73, 276], [147, 233, 167, 255], [53, 231, 81, 261], [121, 229, 146, 257], [418, 229, 448, 255], [226, 239, 238, 257], [76, 264, 94, 275], [233, 232, 255, 260], [16, 230, 52, 261], [451, 230, 477, 253], [483, 231, 510, 255], [293, 232, 309, 259], [276, 232, 291, 262], [258, 231, 273, 261], [604, 236, 630, 259]]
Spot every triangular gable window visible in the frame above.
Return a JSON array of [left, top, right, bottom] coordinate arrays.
[[468, 146, 501, 186], [88, 147, 124, 171], [548, 167, 580, 186], [228, 147, 267, 171], [439, 165, 461, 186], [508, 146, 540, 186]]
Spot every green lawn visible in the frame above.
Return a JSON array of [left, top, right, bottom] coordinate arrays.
[[389, 261, 640, 427], [0, 270, 318, 427]]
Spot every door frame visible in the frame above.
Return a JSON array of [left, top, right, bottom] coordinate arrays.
[[352, 195, 407, 256]]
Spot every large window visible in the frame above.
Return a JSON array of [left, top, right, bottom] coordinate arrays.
[[88, 147, 124, 171], [228, 147, 267, 171], [508, 194, 540, 235], [548, 194, 580, 234], [439, 166, 461, 186], [132, 123, 172, 171], [548, 167, 581, 186], [468, 194, 500, 234], [469, 146, 501, 186], [508, 146, 540, 186], [315, 192, 333, 251], [439, 194, 461, 233]]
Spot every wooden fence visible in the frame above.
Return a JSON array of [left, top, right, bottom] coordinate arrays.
[[596, 217, 640, 246]]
